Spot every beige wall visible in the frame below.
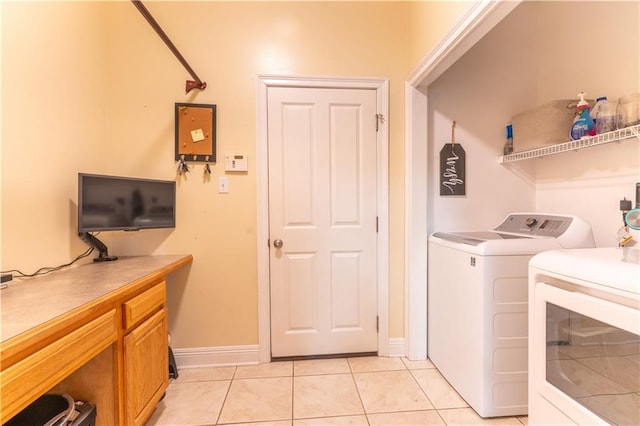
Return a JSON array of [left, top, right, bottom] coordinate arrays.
[[2, 1, 470, 350], [1, 2, 111, 270], [528, 0, 639, 246], [408, 0, 473, 67]]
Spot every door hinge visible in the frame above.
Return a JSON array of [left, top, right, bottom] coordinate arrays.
[[376, 316, 379, 332], [376, 216, 379, 233], [376, 113, 385, 132]]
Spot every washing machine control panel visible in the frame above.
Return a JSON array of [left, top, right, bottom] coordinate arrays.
[[495, 214, 573, 237]]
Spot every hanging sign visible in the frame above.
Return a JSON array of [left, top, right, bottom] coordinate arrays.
[[439, 143, 466, 196]]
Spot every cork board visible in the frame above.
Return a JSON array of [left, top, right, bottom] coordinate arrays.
[[175, 103, 216, 162]]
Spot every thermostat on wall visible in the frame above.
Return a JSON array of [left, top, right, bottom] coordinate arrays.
[[224, 154, 248, 171]]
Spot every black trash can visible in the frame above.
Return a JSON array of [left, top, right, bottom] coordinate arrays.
[[6, 394, 96, 426], [169, 345, 179, 380]]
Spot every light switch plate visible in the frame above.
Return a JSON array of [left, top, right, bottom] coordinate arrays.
[[218, 176, 229, 193]]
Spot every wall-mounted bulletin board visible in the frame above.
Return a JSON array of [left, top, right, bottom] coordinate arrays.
[[175, 103, 216, 162]]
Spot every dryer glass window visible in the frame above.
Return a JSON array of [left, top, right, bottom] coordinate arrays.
[[545, 302, 640, 425]]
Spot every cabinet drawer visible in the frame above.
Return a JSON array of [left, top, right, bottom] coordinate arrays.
[[123, 281, 166, 330], [0, 310, 117, 424]]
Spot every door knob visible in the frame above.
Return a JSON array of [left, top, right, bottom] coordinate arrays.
[[273, 239, 283, 249]]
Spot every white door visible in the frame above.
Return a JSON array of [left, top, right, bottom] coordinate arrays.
[[267, 86, 378, 358]]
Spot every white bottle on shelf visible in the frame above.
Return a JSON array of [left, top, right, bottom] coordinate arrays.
[[590, 96, 605, 121], [595, 99, 617, 134], [590, 96, 617, 135]]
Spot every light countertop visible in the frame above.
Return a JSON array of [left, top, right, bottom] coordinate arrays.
[[0, 255, 192, 343]]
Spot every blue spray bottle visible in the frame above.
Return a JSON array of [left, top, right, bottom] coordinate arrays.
[[570, 92, 596, 140]]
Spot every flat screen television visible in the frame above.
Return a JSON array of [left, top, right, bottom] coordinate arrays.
[[78, 173, 176, 262]]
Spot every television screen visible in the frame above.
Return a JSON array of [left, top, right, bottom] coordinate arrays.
[[78, 173, 176, 233]]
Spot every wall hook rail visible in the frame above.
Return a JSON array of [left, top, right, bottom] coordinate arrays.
[[131, 0, 207, 93]]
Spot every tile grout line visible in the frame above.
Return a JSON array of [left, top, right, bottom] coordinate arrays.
[[407, 363, 451, 425], [291, 361, 296, 423], [214, 366, 237, 425], [346, 359, 371, 425]]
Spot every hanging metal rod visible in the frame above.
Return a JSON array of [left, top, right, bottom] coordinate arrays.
[[131, 0, 207, 93]]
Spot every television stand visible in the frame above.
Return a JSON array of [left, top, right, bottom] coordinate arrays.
[[78, 232, 118, 262]]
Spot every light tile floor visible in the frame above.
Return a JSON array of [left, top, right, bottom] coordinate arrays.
[[146, 357, 529, 426]]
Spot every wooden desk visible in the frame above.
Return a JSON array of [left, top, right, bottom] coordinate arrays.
[[0, 255, 192, 425]]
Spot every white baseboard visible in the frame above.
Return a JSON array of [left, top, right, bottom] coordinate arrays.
[[387, 338, 406, 358], [173, 345, 260, 368], [173, 340, 406, 369]]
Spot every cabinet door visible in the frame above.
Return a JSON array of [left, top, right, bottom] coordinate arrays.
[[124, 308, 168, 426]]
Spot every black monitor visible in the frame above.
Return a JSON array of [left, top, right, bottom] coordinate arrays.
[[78, 173, 176, 262]]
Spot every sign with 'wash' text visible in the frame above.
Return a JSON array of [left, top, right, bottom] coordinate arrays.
[[439, 143, 466, 196]]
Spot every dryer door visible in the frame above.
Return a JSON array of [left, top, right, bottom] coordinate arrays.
[[531, 281, 640, 425]]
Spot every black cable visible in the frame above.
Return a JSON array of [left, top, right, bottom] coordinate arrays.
[[1, 246, 95, 278]]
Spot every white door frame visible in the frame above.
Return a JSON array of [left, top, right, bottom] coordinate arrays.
[[403, 0, 522, 360], [256, 74, 390, 363]]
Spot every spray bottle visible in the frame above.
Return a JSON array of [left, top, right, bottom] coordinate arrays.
[[570, 92, 596, 140], [503, 124, 513, 155]]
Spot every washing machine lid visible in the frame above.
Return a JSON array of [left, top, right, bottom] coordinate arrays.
[[428, 213, 594, 255], [432, 231, 532, 246]]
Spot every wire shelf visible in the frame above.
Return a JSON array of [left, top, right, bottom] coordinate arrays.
[[498, 124, 640, 164]]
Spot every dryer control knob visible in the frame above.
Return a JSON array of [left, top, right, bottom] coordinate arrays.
[[525, 217, 538, 227]]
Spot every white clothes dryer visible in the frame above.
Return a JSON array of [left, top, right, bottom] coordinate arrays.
[[528, 247, 640, 425], [428, 213, 595, 417]]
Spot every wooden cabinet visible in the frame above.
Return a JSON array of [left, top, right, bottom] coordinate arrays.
[[0, 255, 192, 426], [0, 311, 117, 423], [123, 283, 169, 425]]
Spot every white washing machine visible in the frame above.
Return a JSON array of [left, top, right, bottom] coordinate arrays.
[[428, 213, 595, 417]]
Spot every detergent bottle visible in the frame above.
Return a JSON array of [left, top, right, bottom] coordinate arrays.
[[570, 92, 596, 140]]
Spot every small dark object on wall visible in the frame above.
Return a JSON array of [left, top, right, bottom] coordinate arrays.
[[440, 143, 466, 196]]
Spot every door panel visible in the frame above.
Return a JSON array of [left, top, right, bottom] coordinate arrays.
[[285, 252, 316, 331], [282, 104, 314, 226], [268, 87, 378, 357], [331, 105, 361, 225], [331, 252, 362, 328]]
